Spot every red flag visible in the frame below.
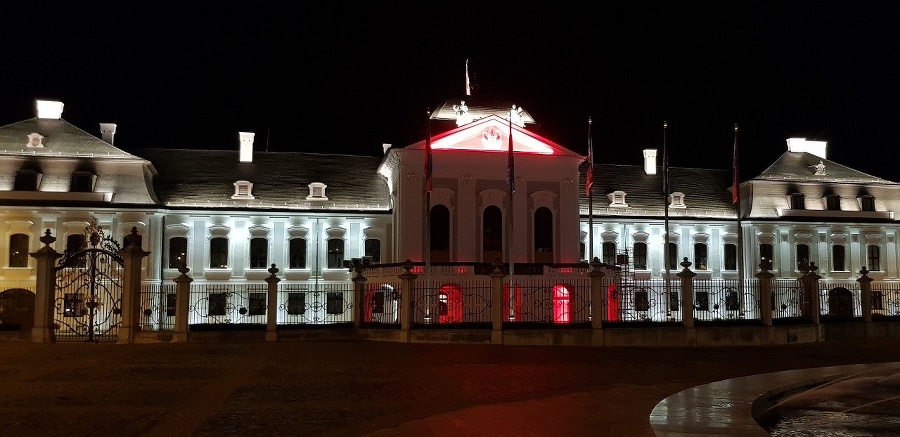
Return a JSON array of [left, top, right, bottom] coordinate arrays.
[[732, 124, 739, 204], [586, 117, 594, 197], [425, 111, 433, 192]]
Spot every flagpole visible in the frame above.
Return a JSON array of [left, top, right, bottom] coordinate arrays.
[[424, 109, 433, 321], [734, 124, 745, 317], [465, 59, 471, 96], [587, 116, 594, 262], [662, 120, 671, 319], [507, 107, 515, 316]]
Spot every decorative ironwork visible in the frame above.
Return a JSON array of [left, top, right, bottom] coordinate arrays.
[[411, 280, 492, 324], [503, 279, 590, 324], [53, 218, 123, 342], [277, 283, 354, 325]]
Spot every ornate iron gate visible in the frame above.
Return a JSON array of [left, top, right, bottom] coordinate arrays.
[[54, 220, 124, 342]]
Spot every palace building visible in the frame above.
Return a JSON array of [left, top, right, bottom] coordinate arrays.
[[1, 98, 898, 344]]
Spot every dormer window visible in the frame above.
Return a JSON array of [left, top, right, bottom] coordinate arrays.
[[789, 193, 805, 210], [13, 169, 41, 191], [70, 171, 96, 193], [307, 182, 328, 201], [26, 133, 45, 148], [231, 180, 254, 199], [669, 192, 685, 208], [859, 194, 876, 212], [607, 190, 628, 207], [823, 194, 841, 211]]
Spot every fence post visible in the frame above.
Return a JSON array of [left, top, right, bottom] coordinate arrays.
[[172, 264, 193, 343], [858, 267, 873, 323], [265, 264, 281, 342], [352, 265, 367, 328], [588, 258, 605, 346], [398, 260, 417, 341], [677, 258, 696, 329], [30, 230, 62, 343], [799, 262, 821, 325], [489, 263, 505, 344], [756, 258, 774, 327], [119, 228, 150, 344]]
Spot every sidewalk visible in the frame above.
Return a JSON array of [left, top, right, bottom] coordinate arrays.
[[2, 337, 898, 436]]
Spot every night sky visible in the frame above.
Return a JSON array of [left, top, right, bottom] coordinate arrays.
[[3, 3, 898, 181]]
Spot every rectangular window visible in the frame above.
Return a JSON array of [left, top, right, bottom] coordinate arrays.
[[667, 242, 678, 270], [165, 293, 176, 317], [209, 237, 228, 269], [790, 193, 805, 209], [832, 245, 846, 271], [724, 244, 737, 270], [8, 233, 29, 268], [248, 292, 266, 316], [250, 237, 268, 269], [70, 172, 94, 192], [725, 289, 739, 311], [327, 239, 344, 269], [874, 291, 884, 311], [208, 292, 227, 316], [13, 170, 39, 191], [326, 292, 344, 314], [634, 289, 650, 312], [796, 244, 810, 270], [372, 291, 385, 314], [825, 195, 841, 211], [168, 237, 187, 269], [633, 242, 647, 270], [289, 238, 307, 269], [65, 234, 86, 268], [693, 243, 708, 270], [287, 292, 306, 315], [695, 291, 709, 311], [364, 239, 381, 264], [861, 195, 876, 212], [64, 293, 85, 317], [602, 242, 616, 265], [868, 245, 880, 271], [760, 243, 774, 265]]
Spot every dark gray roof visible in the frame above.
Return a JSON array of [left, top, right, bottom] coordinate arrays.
[[757, 151, 894, 184], [135, 148, 391, 212], [0, 118, 139, 159], [581, 163, 736, 218]]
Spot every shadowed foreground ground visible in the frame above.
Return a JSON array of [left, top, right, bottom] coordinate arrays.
[[2, 337, 899, 436]]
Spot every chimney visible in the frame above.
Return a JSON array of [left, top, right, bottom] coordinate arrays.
[[239, 132, 255, 162], [382, 143, 391, 154], [36, 100, 64, 119], [99, 123, 117, 145], [786, 137, 827, 160], [643, 149, 658, 175]]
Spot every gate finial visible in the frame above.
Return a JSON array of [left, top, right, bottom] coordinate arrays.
[[40, 229, 55, 246]]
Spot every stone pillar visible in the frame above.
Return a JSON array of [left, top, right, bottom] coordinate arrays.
[[589, 258, 606, 346], [30, 230, 62, 343], [858, 267, 873, 323], [677, 258, 696, 328], [398, 260, 417, 339], [489, 263, 505, 344], [352, 266, 367, 328], [172, 264, 193, 343], [756, 258, 774, 327], [119, 228, 150, 344], [799, 262, 822, 325], [265, 264, 281, 342]]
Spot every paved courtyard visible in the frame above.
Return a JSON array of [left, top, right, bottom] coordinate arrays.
[[2, 337, 899, 436]]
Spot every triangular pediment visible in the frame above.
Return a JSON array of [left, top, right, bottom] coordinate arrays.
[[409, 115, 579, 157]]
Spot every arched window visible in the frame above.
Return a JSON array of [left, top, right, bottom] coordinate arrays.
[[430, 204, 450, 262], [327, 238, 344, 269], [482, 206, 503, 263], [553, 284, 573, 323], [533, 207, 553, 263]]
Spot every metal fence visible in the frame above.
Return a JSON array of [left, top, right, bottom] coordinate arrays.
[[140, 282, 175, 332], [503, 277, 591, 324], [772, 279, 804, 320], [692, 279, 760, 322], [609, 278, 682, 323], [361, 280, 402, 325], [873, 282, 900, 318], [412, 279, 492, 325], [819, 281, 861, 318], [277, 282, 354, 325]]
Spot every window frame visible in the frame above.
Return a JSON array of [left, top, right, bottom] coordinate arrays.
[[8, 233, 29, 268]]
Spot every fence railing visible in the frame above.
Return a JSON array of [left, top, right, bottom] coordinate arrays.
[[412, 279, 492, 325], [278, 282, 355, 325], [140, 282, 176, 332]]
